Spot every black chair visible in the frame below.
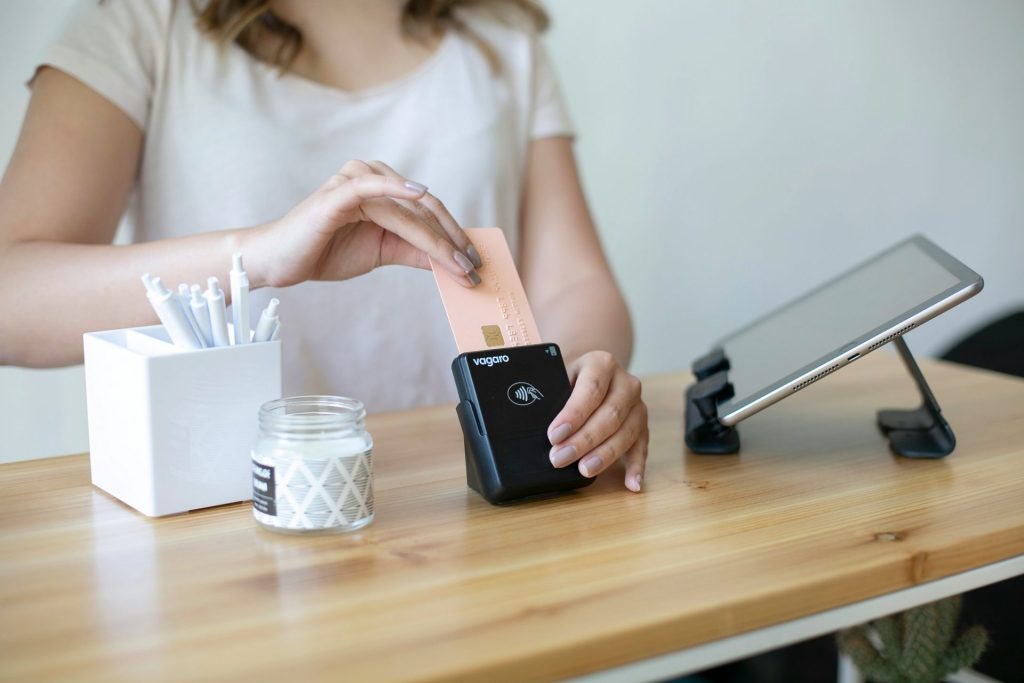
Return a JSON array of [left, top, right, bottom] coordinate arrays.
[[941, 311, 1024, 378], [940, 310, 1024, 683]]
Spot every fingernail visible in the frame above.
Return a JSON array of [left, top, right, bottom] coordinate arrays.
[[549, 444, 577, 468], [453, 251, 474, 273], [404, 180, 427, 194], [548, 423, 572, 444], [467, 270, 482, 286], [466, 245, 483, 269], [579, 454, 602, 478], [631, 474, 644, 492]]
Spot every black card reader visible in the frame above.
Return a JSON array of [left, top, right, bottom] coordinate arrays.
[[451, 343, 595, 504]]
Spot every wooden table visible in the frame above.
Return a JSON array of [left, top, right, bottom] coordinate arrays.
[[2, 353, 1023, 683]]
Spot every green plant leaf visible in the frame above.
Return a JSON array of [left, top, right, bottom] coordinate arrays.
[[900, 601, 942, 681], [838, 628, 902, 683], [873, 614, 903, 659], [933, 595, 960, 653], [843, 595, 987, 683], [937, 625, 988, 678]]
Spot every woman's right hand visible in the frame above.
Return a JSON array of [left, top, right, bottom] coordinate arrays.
[[243, 160, 483, 289], [3, 69, 489, 366]]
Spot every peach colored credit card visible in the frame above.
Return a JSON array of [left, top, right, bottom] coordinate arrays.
[[430, 227, 542, 354]]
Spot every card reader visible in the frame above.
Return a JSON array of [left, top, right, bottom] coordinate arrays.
[[452, 343, 594, 504]]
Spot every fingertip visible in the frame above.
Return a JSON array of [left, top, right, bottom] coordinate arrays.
[[449, 251, 482, 287], [627, 472, 644, 492], [403, 180, 428, 196], [578, 454, 602, 478], [548, 422, 573, 445], [549, 444, 577, 469]]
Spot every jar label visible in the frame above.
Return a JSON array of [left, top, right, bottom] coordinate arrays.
[[251, 449, 374, 531], [252, 459, 277, 516]]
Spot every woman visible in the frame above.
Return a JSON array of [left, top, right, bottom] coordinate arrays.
[[0, 0, 648, 491]]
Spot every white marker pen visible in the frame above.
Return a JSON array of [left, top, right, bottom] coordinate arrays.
[[178, 283, 207, 348], [189, 284, 214, 347], [142, 275, 202, 349], [230, 253, 250, 345], [204, 277, 230, 347], [269, 322, 281, 341], [252, 298, 280, 343]]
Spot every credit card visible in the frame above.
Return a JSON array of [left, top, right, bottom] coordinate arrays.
[[430, 227, 543, 354]]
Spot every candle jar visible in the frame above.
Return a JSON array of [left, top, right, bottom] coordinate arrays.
[[252, 396, 374, 533]]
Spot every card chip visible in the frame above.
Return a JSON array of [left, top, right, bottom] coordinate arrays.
[[482, 325, 505, 347]]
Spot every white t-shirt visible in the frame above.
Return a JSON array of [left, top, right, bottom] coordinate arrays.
[[41, 0, 573, 411]]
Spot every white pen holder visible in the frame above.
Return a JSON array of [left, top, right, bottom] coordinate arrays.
[[83, 324, 281, 516]]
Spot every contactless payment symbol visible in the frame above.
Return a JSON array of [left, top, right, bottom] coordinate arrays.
[[508, 382, 544, 406]]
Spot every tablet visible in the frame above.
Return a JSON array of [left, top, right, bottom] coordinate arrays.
[[713, 235, 983, 426]]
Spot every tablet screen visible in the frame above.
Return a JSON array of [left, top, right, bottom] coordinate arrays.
[[717, 236, 980, 419]]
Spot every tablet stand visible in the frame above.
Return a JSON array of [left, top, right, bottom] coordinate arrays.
[[684, 337, 955, 458], [684, 348, 740, 454], [877, 335, 955, 458]]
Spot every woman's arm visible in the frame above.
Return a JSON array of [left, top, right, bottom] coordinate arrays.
[[0, 69, 246, 366], [0, 69, 479, 367], [520, 137, 647, 492], [520, 137, 633, 367]]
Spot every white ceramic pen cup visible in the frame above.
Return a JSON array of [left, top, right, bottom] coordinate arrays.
[[83, 324, 281, 517]]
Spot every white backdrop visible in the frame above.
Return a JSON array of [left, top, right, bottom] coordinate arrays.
[[0, 0, 86, 463], [2, 1, 1022, 462]]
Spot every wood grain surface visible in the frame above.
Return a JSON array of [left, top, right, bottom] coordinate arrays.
[[2, 353, 1023, 682]]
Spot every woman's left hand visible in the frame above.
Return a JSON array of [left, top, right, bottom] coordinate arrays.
[[547, 351, 648, 492]]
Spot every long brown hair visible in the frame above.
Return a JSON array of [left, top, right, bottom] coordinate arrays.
[[193, 0, 549, 72]]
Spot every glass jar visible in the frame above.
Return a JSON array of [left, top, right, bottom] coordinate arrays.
[[252, 396, 374, 533]]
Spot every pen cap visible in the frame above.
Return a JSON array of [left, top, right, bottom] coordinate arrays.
[[206, 277, 224, 299]]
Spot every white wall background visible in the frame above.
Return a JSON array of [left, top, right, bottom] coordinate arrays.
[[545, 1, 1024, 374], [2, 1, 1022, 462], [0, 0, 87, 463]]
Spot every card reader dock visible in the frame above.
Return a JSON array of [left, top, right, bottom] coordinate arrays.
[[452, 343, 594, 504]]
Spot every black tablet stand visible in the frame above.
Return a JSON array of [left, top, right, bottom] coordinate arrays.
[[877, 336, 955, 458], [683, 348, 740, 454], [684, 336, 955, 458]]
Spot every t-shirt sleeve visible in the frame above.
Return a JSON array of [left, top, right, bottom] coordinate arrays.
[[530, 41, 574, 140], [33, 0, 171, 130]]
